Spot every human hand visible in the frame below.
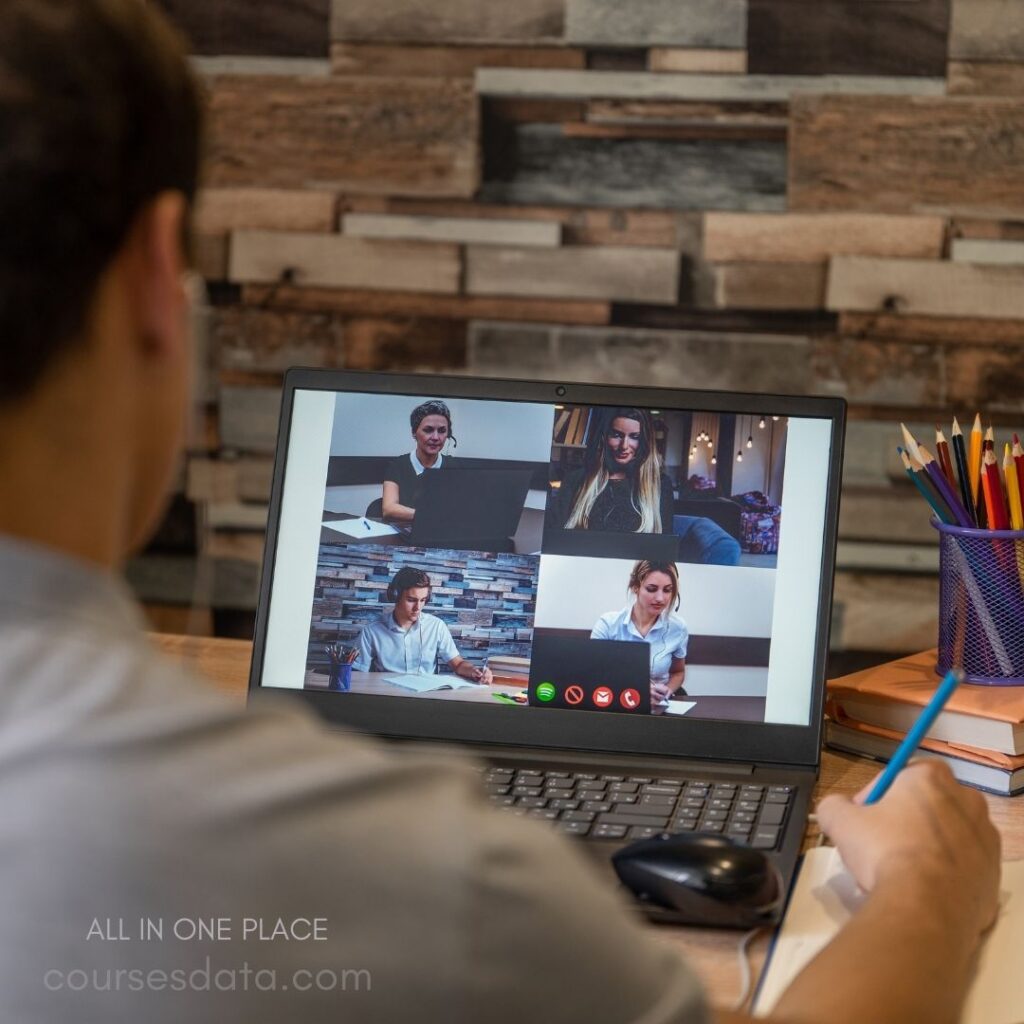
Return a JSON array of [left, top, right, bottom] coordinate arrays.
[[650, 678, 671, 705], [816, 761, 1000, 936], [476, 666, 493, 685]]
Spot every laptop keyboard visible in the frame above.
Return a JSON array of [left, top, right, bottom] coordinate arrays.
[[480, 766, 792, 849]]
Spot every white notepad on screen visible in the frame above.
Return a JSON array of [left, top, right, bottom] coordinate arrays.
[[755, 846, 1024, 1023]]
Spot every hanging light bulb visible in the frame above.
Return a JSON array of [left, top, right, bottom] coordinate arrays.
[[746, 434, 753, 449], [736, 450, 743, 462], [759, 417, 766, 429], [707, 439, 713, 449], [711, 455, 717, 465], [772, 415, 779, 421]]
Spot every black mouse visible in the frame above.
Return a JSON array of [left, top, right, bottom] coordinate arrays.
[[612, 833, 782, 928]]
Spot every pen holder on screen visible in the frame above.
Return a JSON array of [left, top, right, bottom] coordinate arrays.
[[933, 519, 1024, 686], [328, 662, 353, 692]]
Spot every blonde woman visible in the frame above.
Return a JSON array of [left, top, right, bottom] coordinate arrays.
[[591, 560, 688, 709], [549, 408, 674, 534]]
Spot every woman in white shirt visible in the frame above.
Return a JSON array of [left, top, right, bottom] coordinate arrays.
[[590, 560, 688, 711]]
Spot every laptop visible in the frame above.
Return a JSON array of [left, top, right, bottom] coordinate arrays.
[[250, 370, 845, 927], [409, 466, 533, 550]]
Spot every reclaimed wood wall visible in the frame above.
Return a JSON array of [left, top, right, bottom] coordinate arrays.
[[149, 0, 1024, 658]]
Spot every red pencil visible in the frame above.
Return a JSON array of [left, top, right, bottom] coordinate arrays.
[[934, 425, 956, 490], [1014, 433, 1024, 520], [983, 448, 1010, 530]]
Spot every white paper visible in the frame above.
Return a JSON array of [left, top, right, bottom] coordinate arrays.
[[663, 701, 698, 716], [322, 517, 400, 540], [382, 674, 476, 693], [755, 847, 1024, 1024]]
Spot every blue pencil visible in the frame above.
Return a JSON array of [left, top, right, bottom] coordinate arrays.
[[864, 667, 964, 805]]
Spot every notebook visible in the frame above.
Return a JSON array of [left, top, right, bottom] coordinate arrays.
[[249, 369, 846, 926], [383, 673, 479, 693], [755, 846, 1024, 1024]]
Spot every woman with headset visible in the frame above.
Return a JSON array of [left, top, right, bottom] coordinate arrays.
[[381, 400, 457, 523], [354, 567, 493, 683], [548, 407, 674, 535], [591, 560, 687, 711]]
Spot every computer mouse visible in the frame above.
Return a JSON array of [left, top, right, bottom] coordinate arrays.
[[612, 833, 782, 928]]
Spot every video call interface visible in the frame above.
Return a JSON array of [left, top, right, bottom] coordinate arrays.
[[259, 390, 835, 728]]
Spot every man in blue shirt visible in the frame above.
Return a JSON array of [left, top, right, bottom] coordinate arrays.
[[355, 567, 493, 682]]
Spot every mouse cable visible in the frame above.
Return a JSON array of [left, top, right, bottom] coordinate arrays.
[[732, 926, 766, 1013]]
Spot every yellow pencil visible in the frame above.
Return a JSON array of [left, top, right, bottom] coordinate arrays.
[[1007, 444, 1024, 531], [969, 413, 983, 505]]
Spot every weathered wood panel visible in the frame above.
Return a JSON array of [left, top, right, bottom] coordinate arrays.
[[789, 95, 1024, 214], [481, 125, 787, 210], [944, 345, 1024, 412], [343, 319, 468, 371], [330, 43, 584, 76], [951, 217, 1024, 242], [712, 263, 827, 310], [839, 485, 939, 544], [950, 239, 1024, 265], [949, 0, 1024, 60], [827, 257, 1024, 320], [947, 60, 1024, 94], [704, 213, 946, 263], [839, 312, 1024, 347], [587, 99, 788, 130], [466, 246, 681, 304], [205, 75, 478, 198], [196, 188, 337, 235], [219, 387, 282, 454], [187, 457, 275, 504], [809, 337, 944, 407], [229, 231, 462, 294], [475, 68, 945, 101], [157, 0, 329, 57], [649, 49, 748, 74], [832, 572, 939, 653], [562, 121, 785, 142], [242, 284, 612, 325], [330, 0, 565, 44], [565, 0, 746, 48], [748, 0, 951, 76], [210, 306, 345, 372], [341, 212, 562, 247], [194, 235, 229, 280]]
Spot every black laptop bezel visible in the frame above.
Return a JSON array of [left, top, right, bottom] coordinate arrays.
[[248, 368, 845, 770]]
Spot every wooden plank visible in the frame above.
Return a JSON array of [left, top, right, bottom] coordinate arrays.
[[466, 246, 680, 304], [330, 0, 565, 44], [748, 0, 951, 76], [562, 121, 785, 142], [587, 98, 788, 129], [346, 197, 686, 247], [839, 311, 1024, 346], [330, 43, 585, 76], [485, 98, 587, 123], [156, 0, 328, 57], [649, 49, 748, 74], [951, 217, 1024, 242], [219, 386, 281, 454], [343, 319, 468, 370], [187, 458, 274, 503], [194, 235, 229, 281], [204, 75, 478, 198], [949, 0, 1024, 60], [704, 213, 946, 263], [809, 336, 944, 407], [241, 285, 612, 325], [192, 57, 330, 76], [947, 60, 1024, 95], [340, 212, 561, 247], [827, 256, 1024, 320], [839, 485, 939, 544], [475, 68, 945, 102], [945, 345, 1024, 412], [951, 239, 1024, 265], [565, 0, 746, 48], [712, 263, 827, 310], [480, 125, 786, 211], [832, 572, 939, 653], [210, 306, 345, 372], [229, 231, 462, 294], [789, 95, 1024, 214], [195, 188, 337, 235]]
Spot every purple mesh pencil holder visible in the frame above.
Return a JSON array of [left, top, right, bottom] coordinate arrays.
[[933, 519, 1024, 686]]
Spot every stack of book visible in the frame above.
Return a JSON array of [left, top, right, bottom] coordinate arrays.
[[488, 655, 531, 685], [826, 649, 1024, 796]]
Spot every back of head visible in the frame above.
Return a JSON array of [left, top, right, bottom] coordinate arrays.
[[0, 0, 201, 405]]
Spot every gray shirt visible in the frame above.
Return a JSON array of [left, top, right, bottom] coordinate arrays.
[[0, 536, 708, 1024]]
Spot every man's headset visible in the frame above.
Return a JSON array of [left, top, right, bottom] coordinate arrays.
[[387, 567, 433, 604]]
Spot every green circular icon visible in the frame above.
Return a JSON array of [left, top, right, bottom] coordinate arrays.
[[536, 681, 557, 703]]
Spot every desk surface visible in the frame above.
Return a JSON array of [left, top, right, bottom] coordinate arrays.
[[154, 634, 1024, 1012]]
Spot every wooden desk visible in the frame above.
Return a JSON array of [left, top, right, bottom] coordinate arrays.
[[153, 634, 1024, 1012]]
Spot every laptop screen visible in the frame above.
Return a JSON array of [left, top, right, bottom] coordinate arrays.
[[254, 379, 838, 733]]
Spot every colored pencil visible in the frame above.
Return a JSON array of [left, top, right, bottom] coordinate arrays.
[[899, 448, 954, 524], [1014, 434, 1024, 519], [917, 444, 973, 527], [950, 418, 976, 527], [983, 448, 1010, 530], [900, 422, 923, 465], [968, 413, 983, 505], [1006, 444, 1023, 532], [935, 426, 956, 490]]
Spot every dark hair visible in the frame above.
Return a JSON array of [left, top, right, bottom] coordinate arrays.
[[0, 0, 202, 403], [410, 400, 457, 448], [387, 567, 432, 603], [627, 560, 680, 612]]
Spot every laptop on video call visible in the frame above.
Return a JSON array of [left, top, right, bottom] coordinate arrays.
[[249, 370, 846, 925]]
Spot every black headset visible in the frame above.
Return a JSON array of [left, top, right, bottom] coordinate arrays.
[[386, 567, 433, 603]]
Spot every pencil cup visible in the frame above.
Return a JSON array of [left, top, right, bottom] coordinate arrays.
[[933, 519, 1024, 686], [328, 662, 353, 692]]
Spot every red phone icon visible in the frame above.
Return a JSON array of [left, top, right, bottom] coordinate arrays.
[[593, 687, 614, 708], [620, 688, 641, 710], [565, 685, 585, 706]]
